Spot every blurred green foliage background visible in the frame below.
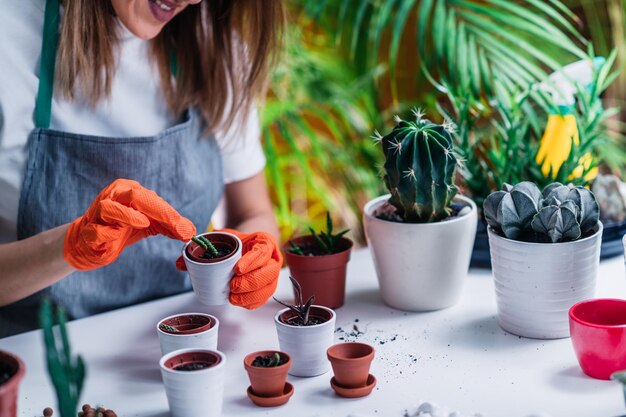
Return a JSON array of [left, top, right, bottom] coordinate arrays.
[[262, 0, 626, 244]]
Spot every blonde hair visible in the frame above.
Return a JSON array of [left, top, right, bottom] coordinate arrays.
[[57, 1, 284, 134]]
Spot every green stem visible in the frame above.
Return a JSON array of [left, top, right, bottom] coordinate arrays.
[[198, 236, 219, 257]]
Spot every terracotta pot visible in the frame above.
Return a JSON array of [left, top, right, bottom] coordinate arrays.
[[157, 313, 219, 356], [284, 236, 352, 309], [243, 350, 291, 397], [159, 349, 226, 417], [274, 305, 336, 377], [182, 232, 242, 306], [0, 351, 25, 417], [327, 342, 375, 388]]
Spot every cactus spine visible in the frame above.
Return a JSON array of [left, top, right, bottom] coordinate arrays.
[[39, 298, 86, 417], [379, 113, 460, 222]]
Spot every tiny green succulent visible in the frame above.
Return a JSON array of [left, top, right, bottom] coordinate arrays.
[[375, 111, 461, 223], [273, 276, 315, 325], [192, 235, 219, 257], [483, 181, 600, 243]]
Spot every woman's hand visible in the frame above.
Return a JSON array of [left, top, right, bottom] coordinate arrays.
[[221, 229, 282, 309], [64, 179, 196, 270]]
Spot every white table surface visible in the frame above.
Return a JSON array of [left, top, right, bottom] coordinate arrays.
[[2, 248, 626, 417]]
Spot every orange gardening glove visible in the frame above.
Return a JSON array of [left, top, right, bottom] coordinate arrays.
[[176, 228, 282, 310], [65, 179, 196, 271]]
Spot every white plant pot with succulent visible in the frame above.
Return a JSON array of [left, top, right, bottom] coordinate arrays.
[[363, 113, 477, 311], [484, 182, 602, 339]]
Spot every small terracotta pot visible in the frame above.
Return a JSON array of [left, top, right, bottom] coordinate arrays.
[[0, 350, 25, 417], [159, 314, 213, 334], [243, 350, 291, 397], [186, 233, 239, 264], [284, 236, 352, 309], [327, 342, 375, 388]]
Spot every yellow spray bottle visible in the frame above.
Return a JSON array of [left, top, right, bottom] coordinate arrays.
[[536, 58, 604, 181]]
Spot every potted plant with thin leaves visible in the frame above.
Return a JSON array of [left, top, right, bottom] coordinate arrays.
[[484, 181, 602, 339], [363, 112, 477, 311], [285, 212, 352, 309], [182, 232, 242, 305], [273, 276, 336, 377]]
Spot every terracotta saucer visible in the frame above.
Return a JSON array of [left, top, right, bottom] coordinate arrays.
[[247, 382, 294, 407], [330, 374, 376, 398]]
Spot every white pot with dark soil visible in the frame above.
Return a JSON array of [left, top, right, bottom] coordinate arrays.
[[273, 277, 336, 377], [157, 313, 219, 356], [363, 114, 477, 311], [159, 348, 226, 417], [484, 181, 602, 339], [182, 232, 242, 305]]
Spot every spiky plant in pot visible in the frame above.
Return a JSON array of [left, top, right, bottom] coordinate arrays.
[[376, 111, 462, 223]]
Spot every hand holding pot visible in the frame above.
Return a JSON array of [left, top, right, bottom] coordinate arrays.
[[65, 179, 196, 270], [176, 228, 282, 309]]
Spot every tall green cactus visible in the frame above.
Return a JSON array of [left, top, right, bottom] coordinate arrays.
[[39, 299, 86, 417], [377, 112, 460, 222]]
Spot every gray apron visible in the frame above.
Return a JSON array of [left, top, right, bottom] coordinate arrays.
[[0, 0, 223, 337]]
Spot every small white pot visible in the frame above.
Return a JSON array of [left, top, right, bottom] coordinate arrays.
[[274, 306, 336, 377], [157, 313, 219, 356], [182, 232, 242, 306], [488, 222, 603, 339], [363, 194, 477, 311], [159, 348, 226, 417]]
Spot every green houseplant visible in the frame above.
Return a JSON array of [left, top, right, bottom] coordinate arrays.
[[484, 181, 602, 339], [363, 113, 477, 311], [284, 212, 353, 309]]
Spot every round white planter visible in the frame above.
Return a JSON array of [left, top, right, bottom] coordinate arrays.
[[488, 222, 603, 339], [159, 348, 226, 417], [274, 306, 336, 377], [157, 313, 219, 356], [363, 194, 477, 311], [182, 232, 242, 306]]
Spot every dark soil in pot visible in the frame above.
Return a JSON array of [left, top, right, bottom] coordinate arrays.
[[252, 353, 288, 367], [284, 236, 352, 309], [373, 201, 470, 223], [164, 351, 221, 371], [0, 363, 13, 386], [279, 306, 332, 327], [159, 314, 213, 335], [186, 233, 238, 263]]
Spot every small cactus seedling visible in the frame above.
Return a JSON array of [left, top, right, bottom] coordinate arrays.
[[273, 276, 316, 326], [287, 212, 350, 255], [192, 235, 219, 257], [377, 112, 461, 223], [252, 352, 285, 368], [39, 299, 86, 417], [483, 181, 600, 243], [158, 323, 179, 333]]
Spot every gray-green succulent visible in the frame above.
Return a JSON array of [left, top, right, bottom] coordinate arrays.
[[377, 112, 460, 223], [484, 181, 600, 243]]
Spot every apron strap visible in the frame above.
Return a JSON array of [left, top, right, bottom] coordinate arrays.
[[34, 0, 61, 129]]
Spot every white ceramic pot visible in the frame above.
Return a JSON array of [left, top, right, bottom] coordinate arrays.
[[274, 306, 336, 377], [157, 313, 219, 356], [363, 194, 477, 311], [182, 232, 242, 306], [488, 222, 603, 339], [159, 348, 226, 417]]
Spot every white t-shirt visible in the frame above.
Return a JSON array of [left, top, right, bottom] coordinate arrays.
[[0, 1, 266, 243]]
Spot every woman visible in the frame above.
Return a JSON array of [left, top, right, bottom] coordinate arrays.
[[0, 0, 284, 337]]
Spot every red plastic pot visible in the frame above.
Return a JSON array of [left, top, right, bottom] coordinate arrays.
[[243, 350, 291, 397], [0, 351, 25, 417], [327, 342, 374, 388], [284, 236, 352, 309], [186, 233, 239, 264], [569, 298, 626, 380]]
